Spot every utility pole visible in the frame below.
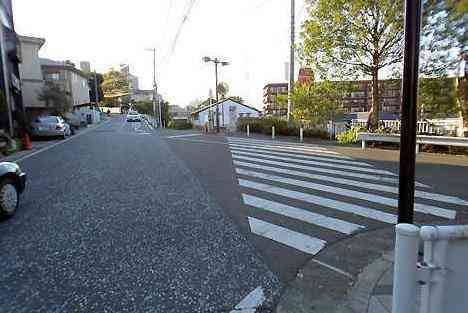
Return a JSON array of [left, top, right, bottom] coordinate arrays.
[[203, 56, 229, 133], [146, 48, 162, 128], [397, 0, 423, 224], [93, 71, 99, 105], [287, 0, 295, 122]]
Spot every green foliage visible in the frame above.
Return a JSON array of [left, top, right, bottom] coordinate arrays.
[[217, 82, 229, 99], [38, 81, 71, 115], [133, 101, 153, 115], [101, 68, 130, 97], [167, 120, 192, 130], [336, 127, 362, 145], [419, 77, 458, 118], [237, 117, 329, 139], [301, 0, 404, 127]]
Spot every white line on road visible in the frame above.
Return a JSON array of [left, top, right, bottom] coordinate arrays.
[[232, 155, 403, 185], [310, 259, 354, 279], [231, 151, 396, 176], [230, 146, 373, 167], [166, 133, 202, 139], [228, 141, 341, 155], [229, 142, 353, 160], [230, 286, 265, 313], [243, 194, 364, 234], [239, 179, 398, 224], [13, 120, 112, 163], [228, 137, 330, 149], [235, 161, 465, 206], [237, 169, 456, 220], [248, 217, 327, 255]]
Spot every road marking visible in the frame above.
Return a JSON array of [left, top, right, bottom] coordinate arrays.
[[310, 259, 354, 279], [13, 120, 112, 163], [243, 194, 364, 234], [234, 161, 464, 206], [239, 179, 398, 224], [229, 142, 353, 160], [166, 133, 202, 139], [248, 217, 326, 255], [228, 137, 331, 150], [232, 151, 396, 176], [230, 146, 373, 167], [228, 141, 341, 155], [237, 169, 456, 220], [230, 286, 265, 313], [232, 155, 404, 185]]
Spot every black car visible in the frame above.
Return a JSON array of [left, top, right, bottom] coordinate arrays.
[[0, 162, 26, 218]]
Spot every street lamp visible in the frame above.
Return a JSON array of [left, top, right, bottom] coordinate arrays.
[[145, 48, 162, 128], [203, 56, 230, 133]]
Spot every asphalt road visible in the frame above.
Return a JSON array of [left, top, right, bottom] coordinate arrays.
[[163, 131, 468, 285], [0, 117, 281, 313]]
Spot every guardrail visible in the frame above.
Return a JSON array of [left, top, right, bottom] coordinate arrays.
[[357, 132, 468, 153], [392, 224, 468, 313]]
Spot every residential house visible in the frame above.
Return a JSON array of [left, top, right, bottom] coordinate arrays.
[[131, 89, 154, 102], [191, 98, 261, 129], [18, 35, 46, 119], [41, 58, 90, 109], [169, 105, 190, 120]]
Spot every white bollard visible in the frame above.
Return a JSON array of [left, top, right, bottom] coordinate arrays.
[[361, 140, 366, 150], [391, 223, 420, 313], [247, 124, 250, 137], [300, 127, 304, 143], [272, 126, 275, 139]]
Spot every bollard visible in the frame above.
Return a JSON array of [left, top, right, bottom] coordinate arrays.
[[247, 124, 250, 137], [272, 126, 275, 139], [300, 127, 304, 143], [391, 224, 420, 313]]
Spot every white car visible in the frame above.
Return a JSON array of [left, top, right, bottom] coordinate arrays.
[[127, 112, 141, 122]]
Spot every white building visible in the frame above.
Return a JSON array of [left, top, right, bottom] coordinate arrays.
[[18, 35, 47, 118], [191, 98, 261, 129]]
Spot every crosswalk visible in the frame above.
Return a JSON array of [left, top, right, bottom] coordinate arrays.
[[227, 137, 467, 257]]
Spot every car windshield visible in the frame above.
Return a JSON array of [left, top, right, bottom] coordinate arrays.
[[3, 1, 468, 313]]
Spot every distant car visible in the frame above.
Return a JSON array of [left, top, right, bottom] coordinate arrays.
[[0, 162, 26, 218], [31, 116, 71, 139], [127, 112, 142, 122]]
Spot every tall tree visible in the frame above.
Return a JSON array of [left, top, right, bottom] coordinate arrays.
[[38, 82, 71, 116], [301, 0, 404, 129], [101, 68, 130, 98], [216, 82, 229, 99]]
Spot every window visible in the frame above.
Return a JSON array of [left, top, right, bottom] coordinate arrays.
[[46, 73, 60, 81]]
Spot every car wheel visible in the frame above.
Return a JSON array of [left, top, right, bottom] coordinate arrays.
[[0, 179, 19, 217]]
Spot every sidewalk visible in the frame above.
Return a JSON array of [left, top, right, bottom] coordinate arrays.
[[275, 226, 401, 313]]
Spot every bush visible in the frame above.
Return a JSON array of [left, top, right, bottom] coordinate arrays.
[[167, 119, 192, 130], [336, 127, 362, 144], [237, 117, 328, 139]]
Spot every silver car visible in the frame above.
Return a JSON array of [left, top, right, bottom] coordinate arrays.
[[31, 116, 71, 139]]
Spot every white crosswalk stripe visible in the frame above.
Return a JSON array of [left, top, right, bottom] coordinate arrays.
[[227, 138, 465, 257], [232, 151, 396, 176]]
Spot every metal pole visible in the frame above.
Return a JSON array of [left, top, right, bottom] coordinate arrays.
[[94, 71, 99, 105], [398, 0, 423, 224], [287, 0, 295, 122], [391, 224, 420, 313], [0, 24, 13, 137], [215, 60, 220, 133]]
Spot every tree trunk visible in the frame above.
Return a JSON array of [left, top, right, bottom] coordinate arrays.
[[370, 66, 380, 130]]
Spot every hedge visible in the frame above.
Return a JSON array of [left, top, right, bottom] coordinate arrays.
[[167, 119, 193, 130], [237, 117, 329, 139]]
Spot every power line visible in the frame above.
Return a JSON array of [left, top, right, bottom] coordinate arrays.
[[169, 0, 197, 54]]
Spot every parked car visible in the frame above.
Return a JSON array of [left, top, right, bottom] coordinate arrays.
[[127, 112, 142, 122], [30, 116, 72, 139], [0, 162, 26, 218]]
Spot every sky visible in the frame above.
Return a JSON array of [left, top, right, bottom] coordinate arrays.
[[13, 0, 309, 109]]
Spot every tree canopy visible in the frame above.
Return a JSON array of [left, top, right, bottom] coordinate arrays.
[[101, 68, 130, 98], [38, 81, 71, 116], [301, 0, 404, 128]]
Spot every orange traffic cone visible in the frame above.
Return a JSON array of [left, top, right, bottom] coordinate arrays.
[[22, 132, 32, 150]]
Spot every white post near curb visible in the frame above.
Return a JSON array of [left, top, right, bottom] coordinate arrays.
[[300, 127, 303, 143], [272, 126, 275, 139], [392, 223, 420, 313], [247, 124, 250, 137]]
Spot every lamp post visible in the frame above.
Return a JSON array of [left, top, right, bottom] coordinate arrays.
[[203, 56, 229, 133]]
